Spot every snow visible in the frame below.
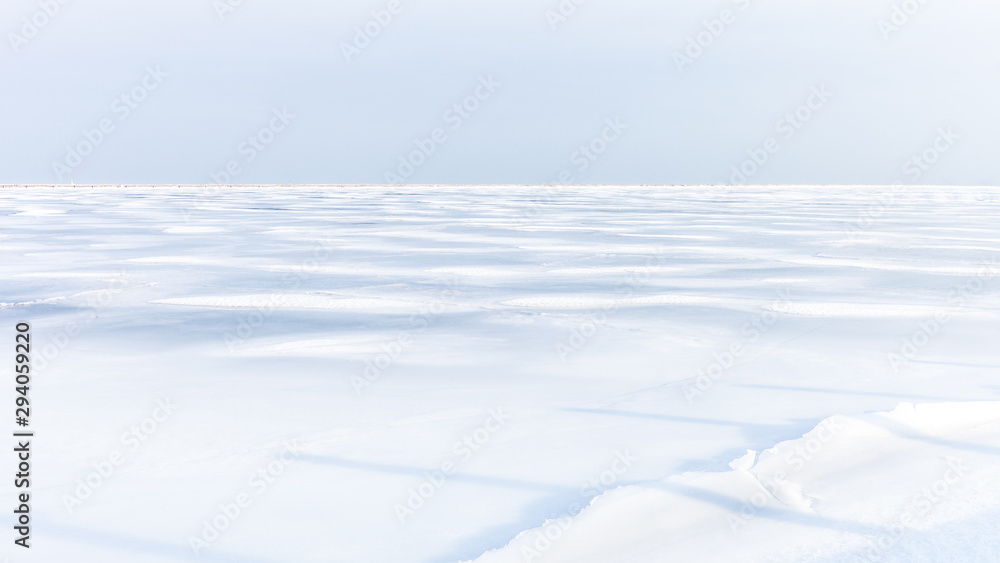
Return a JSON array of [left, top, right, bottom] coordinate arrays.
[[472, 402, 1000, 563], [1, 185, 999, 562]]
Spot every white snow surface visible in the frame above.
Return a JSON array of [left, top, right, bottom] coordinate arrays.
[[2, 185, 1000, 562]]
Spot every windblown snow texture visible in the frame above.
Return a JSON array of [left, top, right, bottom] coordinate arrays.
[[1, 186, 999, 562]]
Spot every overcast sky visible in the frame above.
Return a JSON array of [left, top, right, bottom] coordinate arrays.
[[2, 0, 997, 185]]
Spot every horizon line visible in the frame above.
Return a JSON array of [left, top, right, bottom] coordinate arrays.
[[3, 184, 998, 189]]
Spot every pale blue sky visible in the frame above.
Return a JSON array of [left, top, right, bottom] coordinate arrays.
[[2, 0, 997, 185]]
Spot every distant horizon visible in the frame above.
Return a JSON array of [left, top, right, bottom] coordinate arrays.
[[3, 184, 998, 189]]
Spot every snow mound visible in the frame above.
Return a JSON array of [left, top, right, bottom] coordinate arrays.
[[468, 401, 1000, 563]]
